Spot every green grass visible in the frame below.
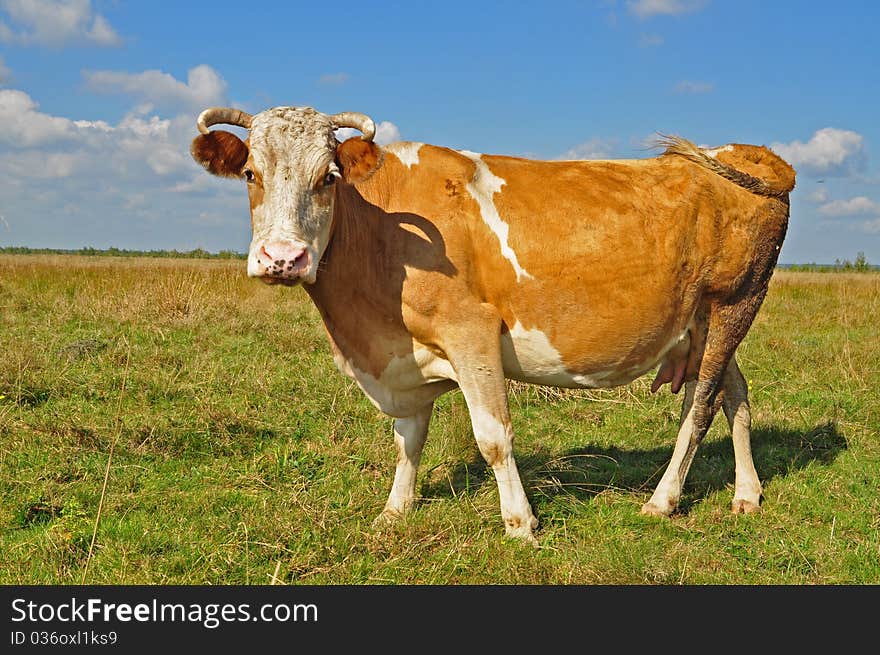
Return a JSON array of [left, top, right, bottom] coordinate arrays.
[[1, 256, 878, 584]]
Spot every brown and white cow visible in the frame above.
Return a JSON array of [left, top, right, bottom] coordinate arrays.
[[191, 106, 795, 544]]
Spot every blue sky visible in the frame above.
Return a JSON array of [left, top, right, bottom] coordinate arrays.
[[1, 0, 878, 264]]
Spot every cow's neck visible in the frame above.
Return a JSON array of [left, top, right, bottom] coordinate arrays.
[[303, 176, 408, 374], [306, 179, 387, 300]]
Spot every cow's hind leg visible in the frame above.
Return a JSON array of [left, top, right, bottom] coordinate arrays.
[[374, 402, 433, 527], [641, 376, 712, 516], [447, 304, 538, 544], [642, 294, 767, 516], [722, 357, 762, 513]]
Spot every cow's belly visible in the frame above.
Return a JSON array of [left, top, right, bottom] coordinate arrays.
[[332, 316, 691, 415], [500, 320, 689, 389]]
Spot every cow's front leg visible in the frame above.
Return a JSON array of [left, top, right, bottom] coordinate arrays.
[[375, 402, 433, 526], [447, 305, 538, 545]]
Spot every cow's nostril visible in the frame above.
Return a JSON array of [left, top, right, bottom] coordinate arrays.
[[257, 242, 308, 278]]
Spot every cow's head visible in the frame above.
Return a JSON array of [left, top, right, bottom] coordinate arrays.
[[190, 106, 379, 284]]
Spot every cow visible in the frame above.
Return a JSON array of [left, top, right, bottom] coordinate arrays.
[[190, 105, 795, 544]]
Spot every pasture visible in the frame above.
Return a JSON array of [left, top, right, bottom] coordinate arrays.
[[0, 254, 878, 584]]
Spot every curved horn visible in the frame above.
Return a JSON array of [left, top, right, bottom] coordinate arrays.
[[330, 111, 376, 142], [196, 107, 253, 135]]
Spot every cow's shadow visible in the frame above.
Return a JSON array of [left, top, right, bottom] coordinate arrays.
[[418, 421, 846, 514]]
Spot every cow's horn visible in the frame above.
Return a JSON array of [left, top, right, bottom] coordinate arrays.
[[330, 112, 376, 142], [196, 107, 253, 135]]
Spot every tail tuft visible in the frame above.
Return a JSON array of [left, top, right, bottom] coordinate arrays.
[[657, 134, 796, 198]]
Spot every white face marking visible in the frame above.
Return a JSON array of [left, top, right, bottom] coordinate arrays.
[[245, 107, 338, 283], [458, 150, 533, 282], [703, 144, 734, 158], [385, 142, 423, 169]]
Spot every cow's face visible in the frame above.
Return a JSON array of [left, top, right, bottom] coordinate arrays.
[[190, 106, 378, 285]]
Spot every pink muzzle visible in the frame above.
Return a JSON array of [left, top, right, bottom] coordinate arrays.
[[255, 241, 311, 280]]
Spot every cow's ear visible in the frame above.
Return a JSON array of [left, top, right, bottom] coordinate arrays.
[[190, 130, 249, 178], [336, 137, 382, 184]]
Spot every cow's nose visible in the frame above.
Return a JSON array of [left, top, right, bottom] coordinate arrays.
[[257, 242, 310, 277]]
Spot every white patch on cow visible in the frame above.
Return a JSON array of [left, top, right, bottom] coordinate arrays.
[[385, 142, 424, 169], [466, 403, 537, 540], [703, 144, 734, 158], [331, 347, 457, 418], [657, 323, 693, 362], [470, 406, 508, 444], [384, 348, 458, 386], [501, 322, 567, 383], [501, 320, 696, 389], [501, 322, 613, 388], [645, 386, 698, 514], [458, 150, 533, 282]]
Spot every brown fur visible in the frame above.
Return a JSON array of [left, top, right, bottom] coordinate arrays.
[[333, 146, 786, 390], [715, 144, 796, 194], [190, 130, 249, 178], [658, 135, 796, 197], [246, 167, 264, 218], [336, 138, 383, 183]]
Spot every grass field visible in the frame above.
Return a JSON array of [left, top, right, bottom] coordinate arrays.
[[1, 255, 878, 584]]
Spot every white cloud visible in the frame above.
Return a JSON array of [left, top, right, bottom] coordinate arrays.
[[674, 80, 714, 94], [0, 56, 9, 83], [771, 128, 865, 177], [83, 65, 228, 114], [0, 150, 83, 178], [0, 89, 249, 251], [0, 90, 198, 177], [318, 72, 349, 86], [85, 13, 117, 45], [627, 0, 705, 19], [0, 88, 85, 146], [558, 137, 619, 160], [375, 120, 401, 144], [817, 196, 880, 218], [0, 0, 121, 46], [807, 187, 828, 203], [335, 120, 401, 145], [816, 196, 880, 234]]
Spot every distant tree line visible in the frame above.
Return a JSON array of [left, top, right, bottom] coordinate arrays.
[[1, 246, 876, 272], [0, 246, 246, 260], [780, 252, 876, 273]]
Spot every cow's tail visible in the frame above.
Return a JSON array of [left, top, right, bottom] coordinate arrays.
[[658, 134, 796, 198]]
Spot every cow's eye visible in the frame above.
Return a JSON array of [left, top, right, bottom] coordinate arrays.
[[323, 172, 338, 186], [243, 169, 255, 183]]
